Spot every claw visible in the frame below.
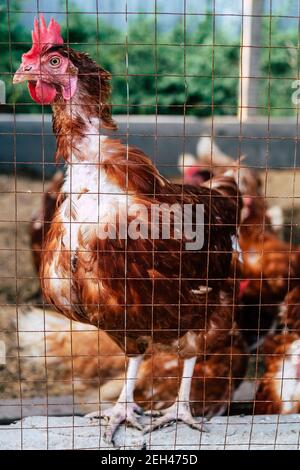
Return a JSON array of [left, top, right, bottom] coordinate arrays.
[[85, 402, 144, 445], [144, 409, 163, 417], [85, 410, 103, 421], [144, 402, 209, 434]]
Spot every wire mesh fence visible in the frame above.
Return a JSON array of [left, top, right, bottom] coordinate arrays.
[[0, 0, 300, 450]]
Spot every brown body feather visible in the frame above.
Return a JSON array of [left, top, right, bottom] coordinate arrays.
[[41, 141, 241, 355], [279, 285, 300, 332]]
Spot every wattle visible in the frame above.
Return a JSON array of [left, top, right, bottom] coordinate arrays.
[[28, 80, 57, 104]]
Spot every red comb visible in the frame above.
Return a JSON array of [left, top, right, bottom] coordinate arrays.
[[22, 15, 64, 63]]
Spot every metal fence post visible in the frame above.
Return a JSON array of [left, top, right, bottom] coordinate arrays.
[[239, 0, 263, 120]]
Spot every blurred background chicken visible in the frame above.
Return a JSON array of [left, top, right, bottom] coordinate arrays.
[[279, 285, 300, 333], [178, 135, 300, 350], [178, 134, 283, 228], [15, 308, 126, 406], [134, 328, 247, 418], [254, 333, 300, 414], [178, 135, 263, 198], [254, 285, 300, 415], [237, 194, 300, 348]]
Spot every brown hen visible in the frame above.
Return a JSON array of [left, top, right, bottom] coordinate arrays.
[[14, 16, 242, 443]]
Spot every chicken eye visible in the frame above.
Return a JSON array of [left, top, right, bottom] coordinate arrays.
[[49, 56, 61, 67]]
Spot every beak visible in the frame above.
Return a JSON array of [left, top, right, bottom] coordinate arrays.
[[13, 64, 35, 85]]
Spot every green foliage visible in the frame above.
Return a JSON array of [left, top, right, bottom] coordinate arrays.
[[0, 1, 39, 112], [0, 5, 299, 117], [260, 17, 299, 116]]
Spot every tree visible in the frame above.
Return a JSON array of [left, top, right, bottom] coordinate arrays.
[[1, 3, 298, 117], [0, 1, 36, 113]]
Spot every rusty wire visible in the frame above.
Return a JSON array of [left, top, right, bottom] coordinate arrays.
[[0, 0, 300, 450]]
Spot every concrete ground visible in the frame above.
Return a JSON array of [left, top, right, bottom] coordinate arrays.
[[0, 414, 300, 450]]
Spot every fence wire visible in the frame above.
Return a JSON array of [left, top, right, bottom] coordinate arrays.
[[0, 0, 300, 450]]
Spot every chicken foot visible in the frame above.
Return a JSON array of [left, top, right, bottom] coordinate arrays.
[[86, 355, 144, 444]]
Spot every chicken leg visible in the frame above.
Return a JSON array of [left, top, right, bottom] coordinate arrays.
[[86, 355, 144, 444], [144, 356, 208, 433]]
